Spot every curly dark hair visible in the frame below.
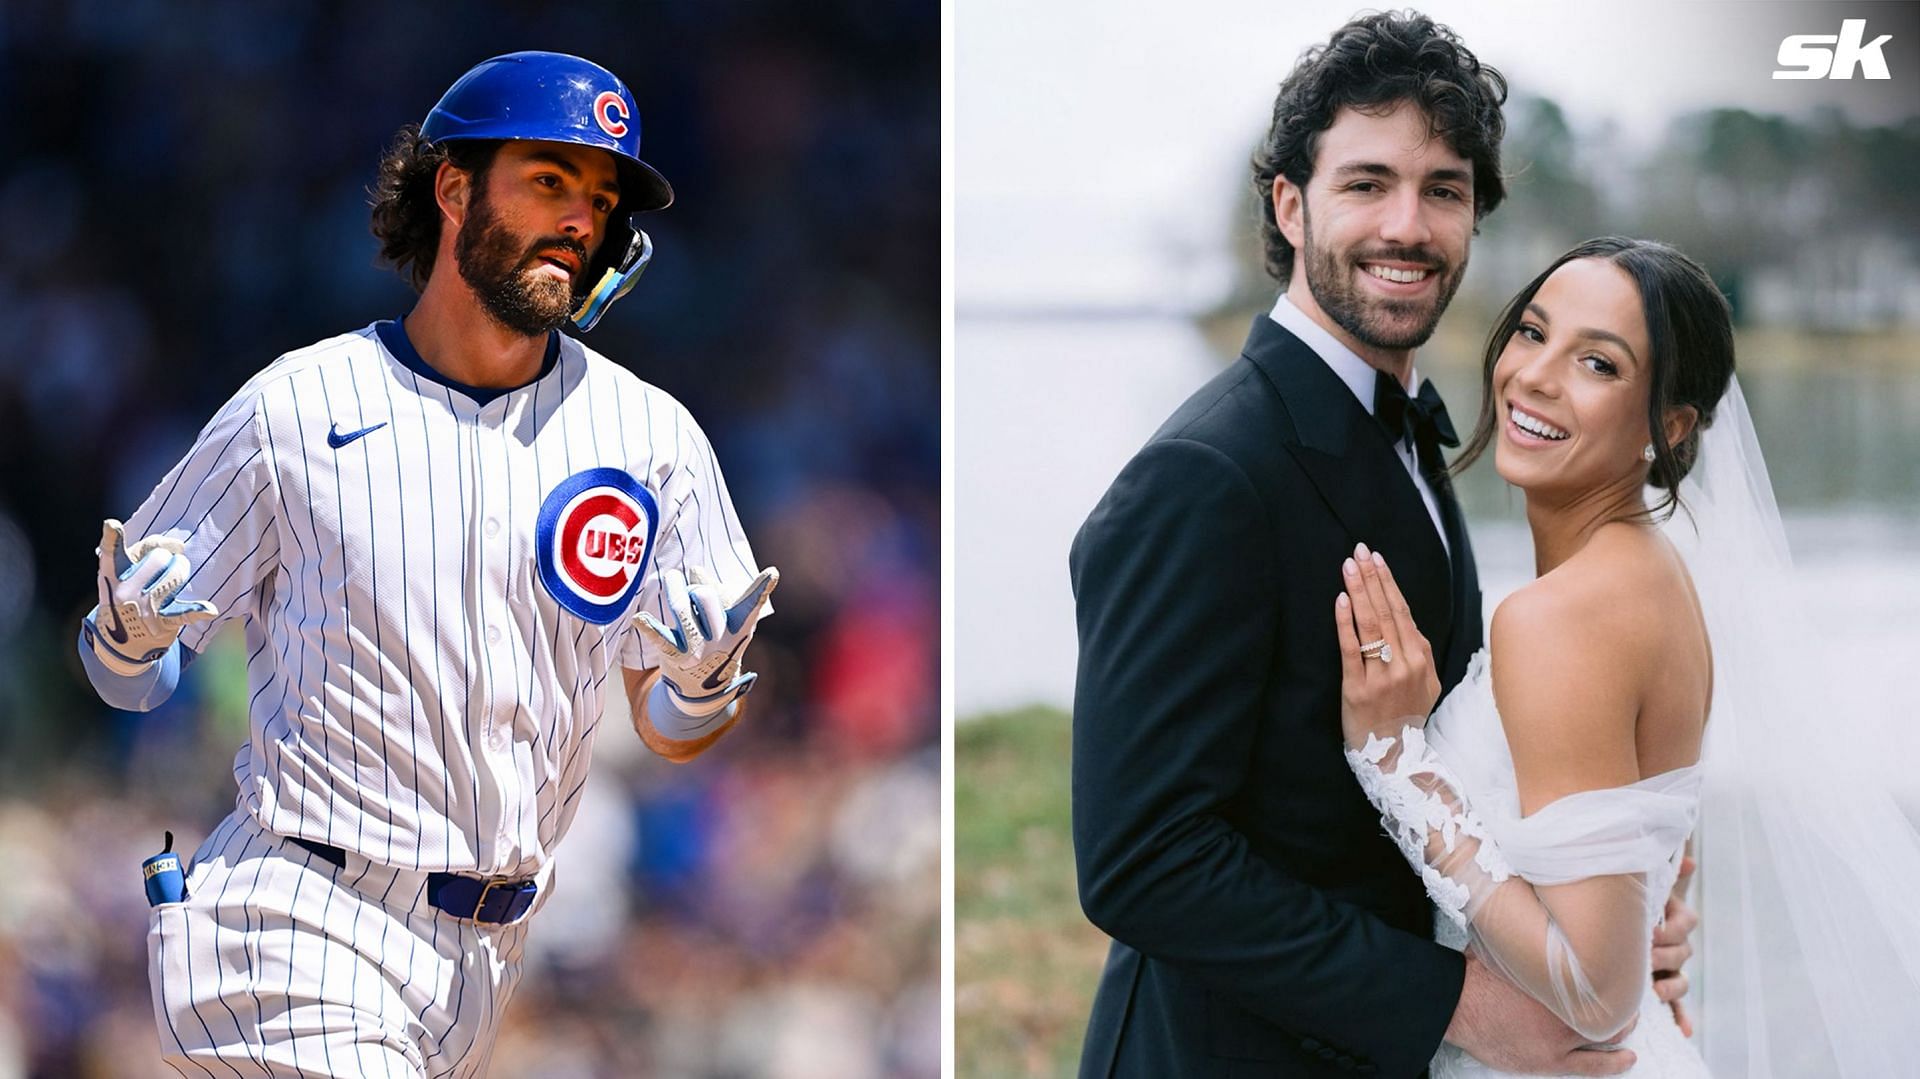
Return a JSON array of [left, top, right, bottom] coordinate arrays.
[[1251, 10, 1509, 284], [368, 125, 500, 292], [1450, 236, 1736, 522]]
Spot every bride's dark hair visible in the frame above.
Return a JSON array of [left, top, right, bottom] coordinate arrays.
[[1449, 236, 1736, 521]]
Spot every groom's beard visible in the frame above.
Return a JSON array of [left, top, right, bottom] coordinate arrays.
[[1301, 211, 1465, 352]]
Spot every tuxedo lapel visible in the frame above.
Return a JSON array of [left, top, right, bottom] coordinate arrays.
[[1238, 315, 1454, 651], [1433, 473, 1481, 690]]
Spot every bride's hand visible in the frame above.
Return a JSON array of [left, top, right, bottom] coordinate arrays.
[[1334, 543, 1441, 751]]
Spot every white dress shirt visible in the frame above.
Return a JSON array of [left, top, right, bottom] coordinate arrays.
[[1268, 293, 1449, 555]]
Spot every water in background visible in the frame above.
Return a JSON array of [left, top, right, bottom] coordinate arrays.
[[957, 313, 1920, 717]]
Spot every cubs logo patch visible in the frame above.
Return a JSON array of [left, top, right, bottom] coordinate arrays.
[[535, 467, 659, 624], [593, 91, 630, 138]]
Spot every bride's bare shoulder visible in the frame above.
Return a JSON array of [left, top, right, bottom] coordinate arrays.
[[1497, 524, 1684, 653], [1491, 527, 1672, 810]]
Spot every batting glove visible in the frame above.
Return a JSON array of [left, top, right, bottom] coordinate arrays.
[[83, 519, 218, 675], [631, 565, 779, 733]]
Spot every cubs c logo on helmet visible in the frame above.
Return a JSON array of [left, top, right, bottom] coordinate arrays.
[[592, 91, 630, 138], [535, 467, 658, 623]]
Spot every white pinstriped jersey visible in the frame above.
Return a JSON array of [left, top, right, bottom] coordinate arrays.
[[123, 319, 763, 879]]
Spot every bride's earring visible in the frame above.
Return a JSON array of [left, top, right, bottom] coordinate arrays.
[[1642, 443, 1657, 463]]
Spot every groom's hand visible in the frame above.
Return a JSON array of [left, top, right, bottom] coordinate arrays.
[[1652, 854, 1699, 1036], [1446, 949, 1638, 1075]]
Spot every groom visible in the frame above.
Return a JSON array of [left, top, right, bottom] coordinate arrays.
[[1069, 12, 1692, 1077]]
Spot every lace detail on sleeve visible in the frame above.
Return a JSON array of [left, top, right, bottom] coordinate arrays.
[[1345, 722, 1696, 1042], [1345, 725, 1514, 930]]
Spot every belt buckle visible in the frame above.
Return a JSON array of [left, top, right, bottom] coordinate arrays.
[[470, 876, 535, 924], [473, 878, 505, 922]]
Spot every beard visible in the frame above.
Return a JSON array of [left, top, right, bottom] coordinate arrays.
[[1300, 205, 1465, 352], [454, 185, 591, 337]]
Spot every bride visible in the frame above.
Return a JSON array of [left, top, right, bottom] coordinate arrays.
[[1335, 236, 1920, 1076]]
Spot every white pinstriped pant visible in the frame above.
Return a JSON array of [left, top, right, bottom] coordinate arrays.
[[147, 809, 533, 1077]]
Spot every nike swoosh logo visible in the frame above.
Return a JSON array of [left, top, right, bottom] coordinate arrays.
[[103, 602, 130, 645], [701, 637, 751, 691], [327, 421, 388, 449]]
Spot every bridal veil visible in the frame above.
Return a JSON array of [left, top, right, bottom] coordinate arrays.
[[1671, 376, 1920, 1075]]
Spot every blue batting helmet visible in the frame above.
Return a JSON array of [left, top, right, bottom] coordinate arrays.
[[421, 51, 672, 330]]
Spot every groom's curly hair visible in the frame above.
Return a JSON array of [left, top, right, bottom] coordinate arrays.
[[1451, 236, 1737, 523], [1251, 10, 1509, 284]]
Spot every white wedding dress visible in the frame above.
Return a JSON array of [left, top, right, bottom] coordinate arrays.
[[1347, 647, 1711, 1078], [1344, 377, 1920, 1076]]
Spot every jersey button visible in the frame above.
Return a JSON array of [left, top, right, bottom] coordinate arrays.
[[490, 730, 506, 751], [485, 518, 500, 538], [487, 626, 501, 645]]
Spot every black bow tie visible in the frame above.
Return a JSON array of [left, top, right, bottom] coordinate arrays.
[[1375, 369, 1459, 477]]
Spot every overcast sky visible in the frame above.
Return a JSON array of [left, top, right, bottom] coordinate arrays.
[[957, 0, 1918, 310]]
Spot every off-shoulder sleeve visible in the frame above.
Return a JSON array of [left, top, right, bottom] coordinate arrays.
[[1347, 726, 1700, 1041]]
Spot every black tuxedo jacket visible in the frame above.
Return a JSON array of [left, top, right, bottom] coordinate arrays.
[[1069, 315, 1484, 1077]]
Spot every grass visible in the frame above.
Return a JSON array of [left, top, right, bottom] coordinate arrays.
[[956, 705, 1110, 1079]]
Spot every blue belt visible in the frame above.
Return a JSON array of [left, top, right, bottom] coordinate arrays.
[[289, 837, 538, 926]]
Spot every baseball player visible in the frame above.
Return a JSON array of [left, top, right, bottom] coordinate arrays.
[[77, 52, 777, 1076]]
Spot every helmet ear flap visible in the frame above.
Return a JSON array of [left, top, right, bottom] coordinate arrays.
[[571, 226, 653, 332]]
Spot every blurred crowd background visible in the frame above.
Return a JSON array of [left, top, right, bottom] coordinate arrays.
[[0, 2, 938, 1076]]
